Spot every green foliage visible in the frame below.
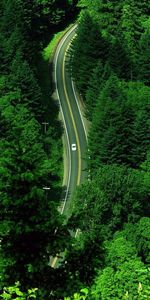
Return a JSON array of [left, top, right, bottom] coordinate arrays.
[[0, 100, 67, 289], [120, 0, 142, 60], [85, 62, 112, 120], [1, 0, 149, 298], [64, 288, 88, 300], [88, 75, 134, 168], [69, 11, 108, 96], [70, 165, 148, 240], [88, 228, 150, 299], [0, 0, 76, 295], [88, 77, 150, 169], [0, 282, 37, 299], [104, 232, 137, 267], [65, 164, 149, 290], [90, 262, 150, 300], [43, 31, 65, 62], [108, 38, 132, 80], [137, 19, 150, 85], [65, 0, 150, 298], [8, 52, 42, 111], [135, 218, 150, 264]]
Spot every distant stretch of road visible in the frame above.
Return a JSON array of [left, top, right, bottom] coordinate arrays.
[[54, 24, 87, 215]]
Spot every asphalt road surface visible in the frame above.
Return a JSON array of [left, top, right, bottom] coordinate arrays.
[[54, 25, 87, 215]]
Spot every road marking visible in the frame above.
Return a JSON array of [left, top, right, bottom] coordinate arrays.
[[54, 26, 77, 215], [71, 80, 88, 141], [63, 48, 81, 186], [51, 255, 58, 268], [52, 25, 79, 268]]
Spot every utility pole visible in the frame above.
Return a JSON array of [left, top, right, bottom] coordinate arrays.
[[43, 187, 50, 202], [42, 122, 49, 134]]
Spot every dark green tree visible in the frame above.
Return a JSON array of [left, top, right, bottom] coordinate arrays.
[[0, 109, 68, 292], [120, 0, 143, 64], [78, 0, 124, 37], [7, 51, 43, 119], [108, 38, 133, 80], [130, 109, 150, 167], [69, 165, 149, 241], [137, 20, 150, 85], [135, 218, 150, 264], [70, 11, 108, 96], [88, 75, 134, 169], [85, 62, 113, 120]]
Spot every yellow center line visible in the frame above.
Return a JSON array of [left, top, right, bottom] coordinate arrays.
[[62, 43, 81, 186]]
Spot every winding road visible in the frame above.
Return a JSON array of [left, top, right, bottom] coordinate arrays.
[[54, 25, 87, 215]]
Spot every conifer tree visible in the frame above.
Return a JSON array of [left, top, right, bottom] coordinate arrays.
[[134, 217, 150, 264], [0, 105, 68, 291], [88, 75, 134, 169], [137, 20, 150, 85], [8, 51, 43, 119], [130, 109, 150, 168], [108, 38, 133, 80], [70, 11, 108, 96], [85, 62, 112, 120], [120, 0, 143, 62]]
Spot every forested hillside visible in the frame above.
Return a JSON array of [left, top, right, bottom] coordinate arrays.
[[0, 0, 78, 298], [64, 0, 150, 299], [0, 0, 150, 299]]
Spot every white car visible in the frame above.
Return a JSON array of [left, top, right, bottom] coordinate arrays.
[[71, 143, 77, 151]]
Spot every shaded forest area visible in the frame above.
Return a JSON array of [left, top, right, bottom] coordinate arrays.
[[0, 0, 78, 298], [0, 0, 150, 300]]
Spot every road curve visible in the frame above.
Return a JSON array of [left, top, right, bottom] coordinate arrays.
[[54, 25, 87, 215]]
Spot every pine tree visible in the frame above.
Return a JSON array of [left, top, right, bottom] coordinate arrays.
[[86, 62, 112, 120], [88, 75, 134, 169], [137, 20, 150, 85], [7, 51, 43, 119], [135, 217, 150, 264], [78, 0, 124, 37], [0, 106, 68, 290], [130, 109, 150, 167], [108, 38, 133, 80], [120, 0, 143, 63], [70, 11, 108, 96]]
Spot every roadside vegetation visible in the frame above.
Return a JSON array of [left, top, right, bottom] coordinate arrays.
[[64, 0, 150, 299], [0, 0, 149, 299], [0, 0, 78, 298]]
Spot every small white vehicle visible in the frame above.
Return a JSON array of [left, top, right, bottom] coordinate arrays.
[[71, 143, 77, 151]]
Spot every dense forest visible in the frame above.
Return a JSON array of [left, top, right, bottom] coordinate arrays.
[[0, 0, 78, 299], [66, 0, 150, 299], [0, 0, 150, 299]]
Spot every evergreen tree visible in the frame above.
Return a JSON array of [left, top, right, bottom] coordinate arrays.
[[130, 109, 150, 167], [69, 165, 149, 241], [66, 164, 149, 291], [137, 20, 150, 85], [120, 0, 143, 63], [78, 0, 123, 38], [7, 51, 43, 119], [88, 75, 134, 169], [0, 108, 68, 291], [70, 11, 108, 96], [108, 38, 133, 80], [85, 62, 112, 120], [135, 217, 150, 264]]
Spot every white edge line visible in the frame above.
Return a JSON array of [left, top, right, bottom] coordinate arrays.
[[72, 80, 87, 239], [71, 80, 88, 141], [54, 25, 77, 214]]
